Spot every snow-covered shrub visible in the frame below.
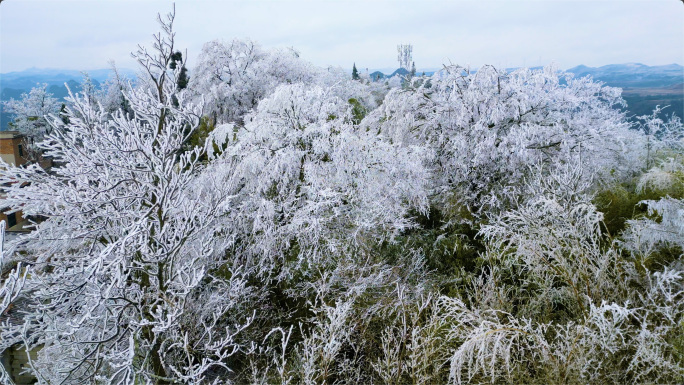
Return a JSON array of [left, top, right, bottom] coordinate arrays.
[[438, 165, 684, 384], [637, 157, 684, 195], [636, 106, 684, 169]]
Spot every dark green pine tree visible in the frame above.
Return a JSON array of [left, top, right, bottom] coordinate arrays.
[[170, 51, 189, 90], [352, 63, 360, 80], [59, 103, 70, 125], [177, 66, 189, 90], [169, 51, 189, 107]]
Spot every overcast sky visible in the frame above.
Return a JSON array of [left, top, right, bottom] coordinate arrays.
[[1, 0, 683, 74]]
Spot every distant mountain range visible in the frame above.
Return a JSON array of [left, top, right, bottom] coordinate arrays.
[[0, 67, 137, 99], [369, 63, 683, 86], [1, 67, 137, 89], [566, 63, 683, 89], [369, 67, 415, 80]]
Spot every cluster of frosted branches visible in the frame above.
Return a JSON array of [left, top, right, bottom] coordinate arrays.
[[622, 158, 684, 257], [363, 64, 637, 218], [191, 39, 387, 128], [636, 105, 684, 168], [200, 82, 429, 278], [190, 39, 318, 125], [0, 221, 30, 384], [442, 286, 683, 384]]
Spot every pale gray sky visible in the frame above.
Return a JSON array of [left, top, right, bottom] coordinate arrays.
[[1, 0, 682, 73]]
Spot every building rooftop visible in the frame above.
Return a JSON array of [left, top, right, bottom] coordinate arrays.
[[0, 131, 24, 140]]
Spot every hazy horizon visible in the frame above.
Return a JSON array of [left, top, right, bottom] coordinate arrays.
[[2, 62, 683, 77]]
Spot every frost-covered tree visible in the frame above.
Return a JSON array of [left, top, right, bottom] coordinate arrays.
[[97, 61, 133, 116], [2, 84, 59, 161], [397, 44, 413, 70], [0, 9, 251, 384], [201, 82, 429, 278], [2, 84, 59, 138], [364, 65, 637, 218], [190, 39, 387, 130], [191, 81, 431, 385], [190, 39, 316, 125], [636, 105, 683, 169]]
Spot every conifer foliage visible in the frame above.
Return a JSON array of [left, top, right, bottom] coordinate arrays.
[[352, 63, 360, 80]]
